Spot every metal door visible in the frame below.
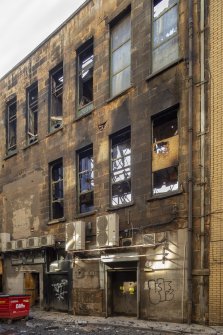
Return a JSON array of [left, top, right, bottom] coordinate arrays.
[[47, 273, 69, 311]]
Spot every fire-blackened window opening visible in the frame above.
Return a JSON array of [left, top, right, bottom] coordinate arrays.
[[78, 145, 94, 213], [50, 159, 64, 220], [152, 0, 179, 72], [49, 63, 63, 131], [78, 40, 94, 110], [27, 83, 38, 144], [111, 127, 131, 206], [152, 108, 178, 194], [110, 13, 131, 97], [6, 98, 17, 155]]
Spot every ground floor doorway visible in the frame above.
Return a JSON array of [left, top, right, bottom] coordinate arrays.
[[107, 263, 137, 317], [24, 272, 40, 306]]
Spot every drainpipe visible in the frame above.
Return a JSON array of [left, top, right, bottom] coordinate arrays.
[[187, 0, 193, 324], [199, 0, 206, 323]]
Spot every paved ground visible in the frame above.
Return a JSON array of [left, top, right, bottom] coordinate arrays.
[[0, 308, 222, 335]]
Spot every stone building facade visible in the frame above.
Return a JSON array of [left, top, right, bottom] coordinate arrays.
[[0, 0, 210, 324]]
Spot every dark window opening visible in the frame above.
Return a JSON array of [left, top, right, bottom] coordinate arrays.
[[50, 64, 63, 131], [50, 159, 64, 220], [78, 41, 94, 110], [111, 128, 131, 206], [152, 109, 178, 195], [6, 99, 17, 154], [27, 83, 38, 144], [78, 146, 94, 213]]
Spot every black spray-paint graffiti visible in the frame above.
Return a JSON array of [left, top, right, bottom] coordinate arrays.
[[51, 279, 68, 301], [146, 278, 174, 304]]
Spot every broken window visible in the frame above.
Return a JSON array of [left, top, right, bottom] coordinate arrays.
[[77, 39, 94, 117], [78, 145, 94, 213], [6, 98, 17, 155], [152, 0, 178, 72], [50, 159, 64, 220], [27, 82, 38, 144], [49, 63, 63, 131], [111, 13, 131, 97], [152, 108, 179, 194], [111, 128, 131, 206]]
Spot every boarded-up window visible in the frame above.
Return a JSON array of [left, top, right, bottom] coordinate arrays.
[[111, 127, 131, 206], [152, 108, 178, 194], [78, 145, 94, 213], [152, 0, 178, 72], [111, 14, 131, 97], [49, 63, 63, 131]]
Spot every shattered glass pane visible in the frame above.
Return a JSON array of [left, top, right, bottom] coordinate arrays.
[[154, 0, 177, 18], [78, 42, 94, 108], [79, 146, 94, 213], [7, 100, 17, 152], [50, 65, 63, 130], [153, 5, 177, 48], [28, 85, 38, 141], [153, 166, 178, 194], [111, 129, 131, 206], [153, 110, 178, 142], [50, 159, 64, 219]]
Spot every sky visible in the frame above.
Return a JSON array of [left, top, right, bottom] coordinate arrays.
[[0, 0, 86, 78]]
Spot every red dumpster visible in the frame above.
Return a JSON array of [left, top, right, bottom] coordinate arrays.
[[0, 295, 30, 322]]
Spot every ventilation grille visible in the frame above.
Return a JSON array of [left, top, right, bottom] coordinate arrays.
[[96, 213, 119, 247], [65, 221, 85, 251], [121, 237, 133, 247], [143, 233, 155, 246]]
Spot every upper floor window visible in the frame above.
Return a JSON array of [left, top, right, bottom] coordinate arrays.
[[152, 0, 179, 72], [77, 39, 94, 117], [152, 108, 179, 194], [49, 63, 63, 132], [77, 145, 94, 214], [27, 82, 38, 145], [49, 158, 64, 220], [110, 13, 131, 97], [6, 98, 17, 155], [111, 127, 131, 206]]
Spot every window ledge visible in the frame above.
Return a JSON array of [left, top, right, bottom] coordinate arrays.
[[146, 58, 184, 82], [47, 217, 66, 225], [106, 85, 134, 104], [107, 202, 135, 211], [47, 126, 63, 138], [73, 109, 94, 123], [74, 210, 97, 219], [23, 140, 39, 150], [4, 151, 18, 160], [147, 190, 183, 202]]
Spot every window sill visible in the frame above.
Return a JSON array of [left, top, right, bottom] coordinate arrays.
[[73, 109, 94, 123], [107, 202, 135, 211], [147, 189, 183, 202], [106, 85, 134, 104], [46, 126, 63, 137], [146, 57, 184, 82], [4, 151, 18, 160], [74, 210, 97, 219], [23, 140, 39, 150], [47, 217, 66, 225]]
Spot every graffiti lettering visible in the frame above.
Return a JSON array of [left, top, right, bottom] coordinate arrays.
[[51, 279, 68, 301], [147, 278, 174, 304]]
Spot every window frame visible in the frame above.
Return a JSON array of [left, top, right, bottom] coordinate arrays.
[[49, 62, 63, 132], [26, 82, 38, 145], [6, 97, 17, 156], [110, 11, 131, 97], [77, 145, 94, 214], [152, 0, 179, 73], [49, 158, 64, 221], [77, 38, 94, 118], [151, 107, 179, 196], [110, 127, 132, 207]]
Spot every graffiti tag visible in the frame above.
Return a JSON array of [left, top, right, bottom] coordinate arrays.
[[146, 278, 174, 304], [51, 279, 68, 301]]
